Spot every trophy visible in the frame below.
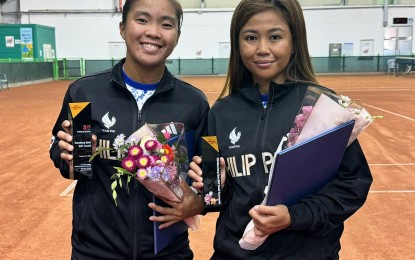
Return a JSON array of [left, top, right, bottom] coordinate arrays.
[[68, 102, 92, 179], [201, 136, 221, 212]]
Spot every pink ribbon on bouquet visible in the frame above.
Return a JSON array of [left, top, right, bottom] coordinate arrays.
[[239, 219, 268, 250]]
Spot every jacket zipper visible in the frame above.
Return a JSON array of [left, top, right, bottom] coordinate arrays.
[[257, 105, 268, 198], [116, 81, 140, 259], [111, 79, 139, 258], [137, 110, 142, 123], [128, 83, 173, 258], [259, 90, 274, 202], [261, 107, 267, 119]]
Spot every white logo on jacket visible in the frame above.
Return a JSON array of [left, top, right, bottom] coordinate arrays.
[[101, 112, 116, 133], [229, 127, 241, 149], [102, 112, 116, 129]]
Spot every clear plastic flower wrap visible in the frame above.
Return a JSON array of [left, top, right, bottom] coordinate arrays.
[[286, 86, 378, 148]]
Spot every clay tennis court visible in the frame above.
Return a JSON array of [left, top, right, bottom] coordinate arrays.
[[0, 74, 414, 259]]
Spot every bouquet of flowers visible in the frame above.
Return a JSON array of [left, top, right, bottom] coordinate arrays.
[[91, 122, 199, 231], [239, 86, 382, 250], [285, 86, 381, 148]]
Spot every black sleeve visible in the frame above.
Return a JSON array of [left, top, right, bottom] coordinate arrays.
[[288, 139, 373, 236]]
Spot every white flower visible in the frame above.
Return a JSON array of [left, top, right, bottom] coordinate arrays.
[[125, 137, 136, 147], [113, 134, 126, 150], [338, 95, 352, 108], [350, 108, 361, 115]]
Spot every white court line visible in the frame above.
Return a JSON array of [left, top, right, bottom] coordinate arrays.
[[363, 104, 415, 121], [340, 88, 415, 92], [369, 164, 415, 194], [59, 180, 77, 197], [369, 163, 415, 166], [370, 190, 415, 193]]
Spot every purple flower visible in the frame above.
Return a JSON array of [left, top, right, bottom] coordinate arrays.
[[294, 114, 307, 129], [163, 164, 177, 178], [161, 171, 171, 182], [301, 106, 313, 117], [149, 166, 163, 180]]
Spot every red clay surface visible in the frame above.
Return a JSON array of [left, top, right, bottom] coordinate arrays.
[[0, 74, 414, 260]]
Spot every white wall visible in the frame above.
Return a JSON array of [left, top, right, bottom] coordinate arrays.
[[12, 0, 415, 59], [176, 11, 233, 59], [305, 6, 415, 56], [23, 13, 123, 59], [305, 7, 385, 56], [20, 0, 115, 10]]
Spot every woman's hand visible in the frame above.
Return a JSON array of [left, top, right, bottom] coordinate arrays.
[[249, 204, 292, 237], [148, 179, 203, 229], [188, 156, 204, 190], [57, 120, 74, 165], [188, 156, 227, 191]]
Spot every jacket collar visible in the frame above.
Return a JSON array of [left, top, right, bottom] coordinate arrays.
[[111, 58, 125, 87], [111, 58, 174, 93], [239, 80, 298, 106]]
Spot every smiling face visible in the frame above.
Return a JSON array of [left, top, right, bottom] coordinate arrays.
[[120, 0, 180, 79], [239, 9, 293, 92]]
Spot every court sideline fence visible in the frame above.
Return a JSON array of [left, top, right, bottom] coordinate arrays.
[[0, 55, 414, 85]]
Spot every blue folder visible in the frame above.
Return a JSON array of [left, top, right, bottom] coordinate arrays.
[[266, 120, 355, 206], [152, 196, 188, 254]]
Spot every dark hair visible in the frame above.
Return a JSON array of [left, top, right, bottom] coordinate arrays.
[[220, 0, 317, 98], [121, 0, 183, 36]]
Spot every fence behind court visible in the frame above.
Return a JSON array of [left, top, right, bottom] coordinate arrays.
[[0, 55, 414, 85]]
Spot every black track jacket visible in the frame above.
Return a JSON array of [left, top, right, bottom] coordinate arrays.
[[208, 81, 372, 260], [50, 59, 209, 259]]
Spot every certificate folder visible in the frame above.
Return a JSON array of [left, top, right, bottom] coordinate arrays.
[[153, 196, 188, 254], [266, 120, 355, 206]]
